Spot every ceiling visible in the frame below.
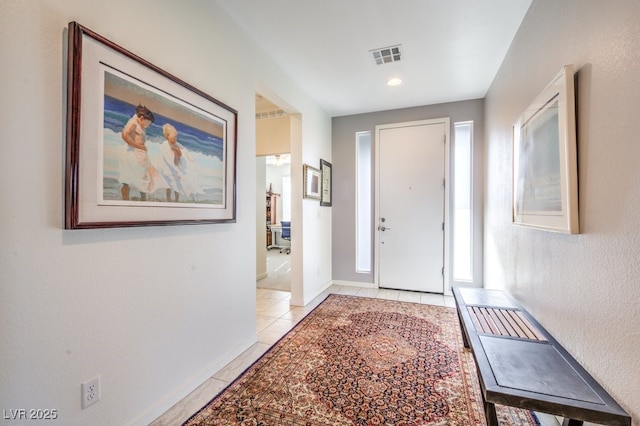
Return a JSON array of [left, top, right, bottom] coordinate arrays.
[[217, 0, 531, 117]]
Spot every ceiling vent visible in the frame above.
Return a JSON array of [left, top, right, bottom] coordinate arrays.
[[370, 45, 402, 65], [255, 109, 289, 120]]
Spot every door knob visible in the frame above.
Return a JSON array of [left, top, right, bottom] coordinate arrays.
[[378, 226, 390, 231]]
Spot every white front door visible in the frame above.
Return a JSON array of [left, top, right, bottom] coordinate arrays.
[[375, 119, 449, 293]]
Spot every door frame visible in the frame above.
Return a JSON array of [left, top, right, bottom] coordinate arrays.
[[373, 118, 451, 294]]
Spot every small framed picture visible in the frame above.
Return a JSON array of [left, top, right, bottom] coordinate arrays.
[[320, 159, 332, 206], [303, 164, 321, 200]]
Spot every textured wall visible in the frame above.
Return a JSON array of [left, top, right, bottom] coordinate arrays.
[[484, 0, 640, 422]]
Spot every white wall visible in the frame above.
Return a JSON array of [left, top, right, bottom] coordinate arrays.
[[256, 116, 291, 156], [256, 158, 267, 280], [484, 0, 640, 422], [297, 113, 333, 306], [0, 1, 331, 425]]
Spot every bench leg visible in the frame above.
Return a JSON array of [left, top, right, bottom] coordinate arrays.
[[484, 401, 498, 426], [562, 419, 583, 426], [456, 309, 470, 348]]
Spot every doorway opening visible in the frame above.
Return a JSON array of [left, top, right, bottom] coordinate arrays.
[[260, 154, 291, 292], [255, 92, 297, 295]]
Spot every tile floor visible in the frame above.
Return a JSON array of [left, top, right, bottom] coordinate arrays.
[[151, 284, 559, 425], [256, 249, 291, 292]]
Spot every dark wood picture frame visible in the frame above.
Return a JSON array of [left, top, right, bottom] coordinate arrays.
[[320, 159, 332, 206], [65, 21, 237, 229]]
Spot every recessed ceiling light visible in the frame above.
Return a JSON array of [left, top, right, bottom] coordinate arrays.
[[387, 78, 403, 87]]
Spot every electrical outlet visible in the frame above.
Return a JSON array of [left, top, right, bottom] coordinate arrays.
[[81, 376, 100, 409]]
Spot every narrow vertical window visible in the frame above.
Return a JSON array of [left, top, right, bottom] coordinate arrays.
[[356, 132, 372, 273], [453, 122, 473, 281]]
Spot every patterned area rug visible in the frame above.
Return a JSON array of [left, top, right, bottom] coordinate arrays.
[[185, 294, 540, 425]]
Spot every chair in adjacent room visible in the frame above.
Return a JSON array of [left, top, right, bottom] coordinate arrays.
[[280, 221, 291, 254]]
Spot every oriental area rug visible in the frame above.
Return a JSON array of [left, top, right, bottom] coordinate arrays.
[[184, 294, 540, 425]]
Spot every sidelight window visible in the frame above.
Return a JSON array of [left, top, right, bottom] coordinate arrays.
[[356, 131, 372, 273], [453, 122, 473, 281]]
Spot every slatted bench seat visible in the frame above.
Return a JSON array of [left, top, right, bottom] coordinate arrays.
[[452, 287, 631, 426]]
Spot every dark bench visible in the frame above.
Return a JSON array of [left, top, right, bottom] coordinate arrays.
[[452, 287, 631, 426]]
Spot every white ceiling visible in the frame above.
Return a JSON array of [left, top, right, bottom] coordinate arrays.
[[217, 0, 531, 117]]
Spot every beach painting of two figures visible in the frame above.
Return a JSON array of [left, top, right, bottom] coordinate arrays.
[[101, 70, 226, 208]]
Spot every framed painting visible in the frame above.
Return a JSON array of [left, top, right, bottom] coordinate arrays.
[[320, 159, 332, 206], [65, 22, 237, 229], [512, 64, 578, 234], [303, 164, 321, 200]]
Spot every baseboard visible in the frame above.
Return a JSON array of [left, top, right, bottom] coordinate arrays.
[[331, 280, 377, 289], [133, 334, 258, 426]]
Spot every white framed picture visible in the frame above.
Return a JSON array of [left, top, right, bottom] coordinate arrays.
[[303, 164, 321, 200], [512, 65, 579, 234]]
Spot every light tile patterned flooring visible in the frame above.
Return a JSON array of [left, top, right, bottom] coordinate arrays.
[[151, 283, 559, 425], [256, 250, 291, 292]]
